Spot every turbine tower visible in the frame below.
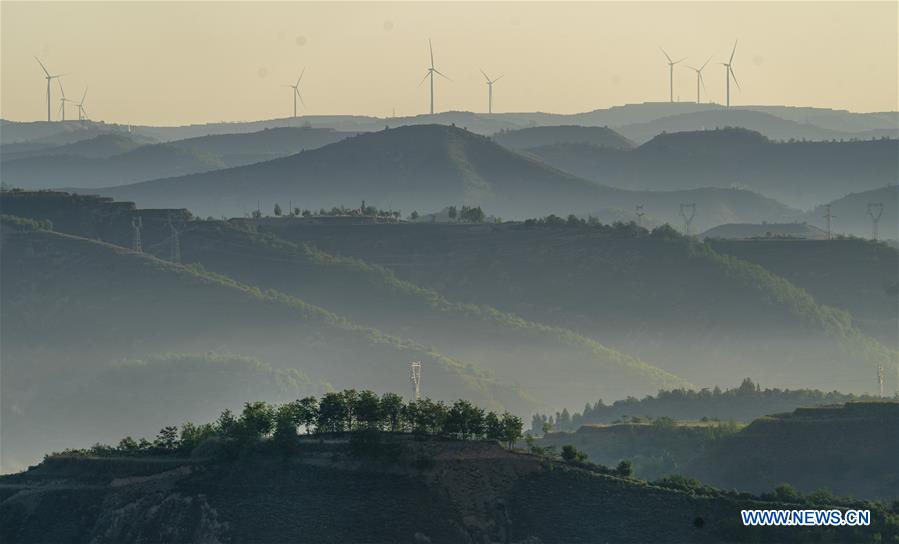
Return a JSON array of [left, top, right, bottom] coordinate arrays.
[[286, 68, 306, 118], [75, 87, 89, 121], [687, 57, 712, 103], [867, 202, 884, 240], [419, 39, 449, 115], [35, 57, 63, 122], [679, 203, 696, 236], [480, 70, 503, 114], [721, 41, 740, 108], [660, 48, 686, 103], [57, 79, 67, 122]]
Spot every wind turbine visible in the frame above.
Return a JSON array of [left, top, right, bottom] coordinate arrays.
[[660, 48, 686, 103], [285, 68, 306, 118], [480, 70, 503, 114], [74, 87, 89, 121], [419, 39, 449, 115], [35, 57, 64, 122], [686, 57, 712, 103], [721, 41, 740, 108], [57, 79, 68, 122]]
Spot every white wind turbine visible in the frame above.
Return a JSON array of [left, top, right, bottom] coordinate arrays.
[[686, 56, 712, 103], [419, 39, 449, 115], [660, 48, 686, 103], [721, 41, 740, 108], [285, 68, 306, 118], [480, 70, 503, 114], [74, 87, 89, 121], [35, 57, 65, 122]]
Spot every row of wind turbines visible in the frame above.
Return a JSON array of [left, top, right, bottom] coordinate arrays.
[[661, 41, 740, 106], [36, 39, 740, 123], [35, 57, 88, 122]]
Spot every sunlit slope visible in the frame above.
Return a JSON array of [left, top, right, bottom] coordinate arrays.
[[0, 227, 525, 412], [265, 221, 895, 393], [153, 221, 689, 404]]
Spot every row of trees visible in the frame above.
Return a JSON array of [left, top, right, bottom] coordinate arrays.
[[63, 391, 525, 459], [532, 378, 885, 433], [257, 201, 403, 221]]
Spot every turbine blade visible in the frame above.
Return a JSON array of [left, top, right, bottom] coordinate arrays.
[[297, 90, 306, 107], [434, 69, 451, 81], [80, 87, 88, 105], [297, 67, 305, 86], [429, 39, 434, 68], [659, 47, 672, 63], [700, 56, 712, 71], [493, 74, 504, 82], [418, 71, 431, 87], [700, 73, 707, 94], [674, 57, 687, 64], [480, 69, 490, 83], [729, 40, 738, 64], [34, 57, 50, 76], [729, 66, 741, 91]]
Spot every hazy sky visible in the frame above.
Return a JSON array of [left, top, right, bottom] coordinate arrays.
[[2, 2, 896, 125]]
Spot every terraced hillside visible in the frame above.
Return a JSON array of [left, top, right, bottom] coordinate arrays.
[[685, 402, 899, 500], [3, 437, 894, 543]]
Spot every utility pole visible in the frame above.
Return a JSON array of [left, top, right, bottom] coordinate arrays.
[[409, 361, 422, 402], [823, 204, 835, 240], [867, 202, 884, 241], [878, 364, 885, 398], [635, 204, 645, 227], [168, 216, 181, 263], [131, 216, 143, 253], [679, 203, 696, 236]]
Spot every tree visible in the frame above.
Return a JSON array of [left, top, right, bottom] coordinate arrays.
[[179, 421, 216, 452], [153, 426, 180, 452], [561, 444, 588, 463], [484, 412, 504, 442], [297, 396, 319, 434], [354, 390, 383, 430], [380, 393, 405, 432], [293, 207, 301, 216], [615, 459, 633, 477], [242, 401, 276, 438], [448, 206, 457, 222], [251, 209, 263, 219], [317, 392, 349, 433], [500, 412, 523, 449], [274, 203, 283, 216], [409, 211, 420, 221]]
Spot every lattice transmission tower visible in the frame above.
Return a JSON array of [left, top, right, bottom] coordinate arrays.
[[409, 361, 422, 402], [823, 205, 835, 240], [131, 216, 143, 253], [679, 203, 696, 236], [867, 202, 884, 241]]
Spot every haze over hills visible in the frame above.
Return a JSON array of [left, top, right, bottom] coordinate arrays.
[[0, 132, 144, 161], [525, 127, 898, 210], [803, 185, 899, 241], [262, 220, 895, 394], [80, 124, 797, 230], [0, 223, 535, 470]]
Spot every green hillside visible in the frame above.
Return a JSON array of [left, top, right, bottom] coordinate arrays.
[[0, 133, 144, 161], [86, 124, 795, 229], [0, 226, 532, 471], [492, 124, 634, 150], [707, 238, 899, 344], [526, 127, 898, 209], [0, 143, 226, 189], [262, 220, 896, 394]]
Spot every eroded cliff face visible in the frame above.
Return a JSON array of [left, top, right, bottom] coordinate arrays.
[[1, 439, 895, 544]]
